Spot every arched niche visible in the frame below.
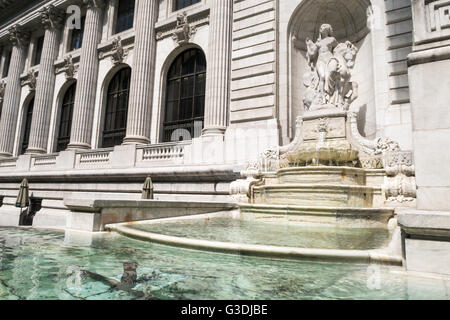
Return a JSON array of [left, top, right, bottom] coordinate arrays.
[[288, 0, 377, 138], [95, 63, 131, 149], [157, 44, 207, 143]]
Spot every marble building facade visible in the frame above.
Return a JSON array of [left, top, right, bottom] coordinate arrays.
[[0, 0, 448, 239]]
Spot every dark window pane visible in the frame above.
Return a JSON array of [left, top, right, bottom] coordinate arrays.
[[33, 36, 44, 66], [102, 67, 131, 148], [69, 16, 85, 51], [57, 83, 76, 152], [163, 48, 205, 142], [2, 50, 12, 78], [195, 73, 205, 96], [181, 76, 194, 99], [167, 79, 180, 101], [175, 0, 201, 11], [180, 98, 193, 120], [194, 96, 205, 118], [115, 0, 135, 34], [182, 51, 196, 75], [21, 97, 35, 155]]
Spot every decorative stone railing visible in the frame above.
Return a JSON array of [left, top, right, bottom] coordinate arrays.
[[0, 142, 192, 174], [0, 158, 17, 169], [76, 149, 112, 168], [31, 155, 57, 167], [140, 142, 189, 163]]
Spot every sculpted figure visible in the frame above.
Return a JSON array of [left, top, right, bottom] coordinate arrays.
[[303, 24, 358, 111]]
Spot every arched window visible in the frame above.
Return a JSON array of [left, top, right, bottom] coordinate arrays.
[[115, 0, 135, 34], [102, 67, 131, 148], [163, 48, 206, 142], [56, 82, 76, 152], [21, 97, 34, 155]]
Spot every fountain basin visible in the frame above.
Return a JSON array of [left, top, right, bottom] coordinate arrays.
[[286, 140, 359, 167], [105, 213, 401, 265], [4, 227, 449, 300]]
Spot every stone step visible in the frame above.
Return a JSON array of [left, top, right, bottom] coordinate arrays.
[[239, 203, 394, 227], [277, 167, 368, 186], [253, 184, 383, 208]]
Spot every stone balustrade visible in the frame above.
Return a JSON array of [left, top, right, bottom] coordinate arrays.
[[76, 149, 112, 168], [0, 141, 191, 173], [0, 158, 17, 169], [140, 142, 189, 162], [31, 155, 57, 167]]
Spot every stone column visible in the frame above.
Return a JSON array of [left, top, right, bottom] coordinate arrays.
[[68, 0, 105, 150], [26, 5, 64, 155], [123, 0, 159, 145], [0, 25, 30, 158], [202, 0, 233, 136]]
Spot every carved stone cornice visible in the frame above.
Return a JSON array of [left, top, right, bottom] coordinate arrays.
[[156, 8, 209, 42], [40, 5, 65, 30], [99, 36, 129, 65], [171, 12, 197, 46], [55, 54, 78, 80], [83, 0, 106, 10], [21, 69, 37, 91], [8, 25, 30, 48]]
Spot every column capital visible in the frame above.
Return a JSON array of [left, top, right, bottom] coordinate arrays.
[[39, 5, 65, 30], [83, 0, 106, 10], [8, 25, 30, 48]]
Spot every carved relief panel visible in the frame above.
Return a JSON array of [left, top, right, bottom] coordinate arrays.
[[412, 0, 450, 46]]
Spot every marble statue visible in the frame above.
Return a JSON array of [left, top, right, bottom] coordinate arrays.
[[303, 24, 358, 111]]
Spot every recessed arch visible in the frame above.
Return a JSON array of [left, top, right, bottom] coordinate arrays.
[[18, 93, 35, 155], [160, 47, 206, 143], [56, 81, 77, 152], [289, 0, 371, 46], [287, 0, 377, 138], [99, 64, 132, 148]]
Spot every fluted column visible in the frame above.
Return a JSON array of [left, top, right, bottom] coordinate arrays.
[[123, 0, 159, 145], [68, 0, 105, 150], [202, 0, 233, 136], [0, 25, 30, 158], [26, 6, 64, 155]]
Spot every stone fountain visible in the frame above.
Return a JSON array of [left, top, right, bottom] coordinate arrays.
[[231, 24, 417, 226]]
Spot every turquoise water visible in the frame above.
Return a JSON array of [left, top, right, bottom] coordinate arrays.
[[0, 227, 449, 300], [129, 217, 392, 250]]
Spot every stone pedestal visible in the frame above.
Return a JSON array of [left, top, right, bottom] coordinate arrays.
[[398, 210, 450, 276]]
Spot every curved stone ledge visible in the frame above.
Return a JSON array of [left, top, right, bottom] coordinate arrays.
[[239, 203, 394, 226], [106, 224, 402, 266]]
